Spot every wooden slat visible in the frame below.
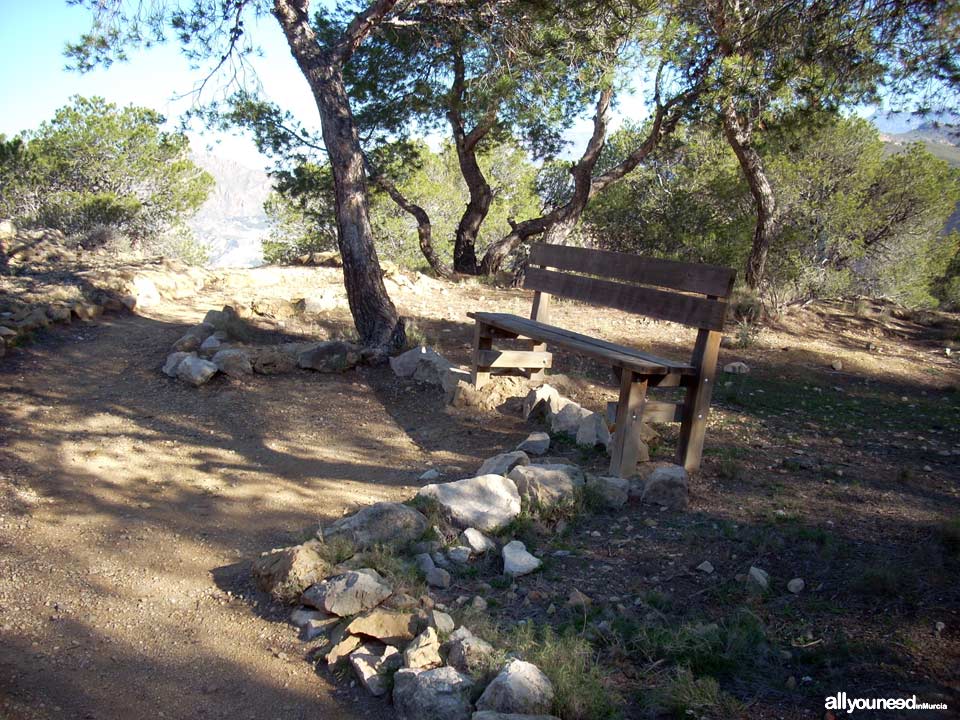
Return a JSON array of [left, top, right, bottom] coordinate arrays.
[[528, 243, 735, 298], [472, 312, 693, 375], [524, 267, 727, 330], [477, 350, 552, 369], [607, 400, 680, 424]]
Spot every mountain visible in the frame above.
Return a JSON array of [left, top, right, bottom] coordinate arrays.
[[188, 150, 274, 268]]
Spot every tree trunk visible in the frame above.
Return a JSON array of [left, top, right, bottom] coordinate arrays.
[[371, 171, 452, 278], [274, 0, 404, 353], [721, 106, 779, 290]]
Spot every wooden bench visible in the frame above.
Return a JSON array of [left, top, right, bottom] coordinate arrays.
[[468, 242, 735, 477]]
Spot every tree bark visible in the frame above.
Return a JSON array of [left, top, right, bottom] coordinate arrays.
[[273, 0, 404, 353], [447, 49, 498, 275], [720, 101, 779, 289]]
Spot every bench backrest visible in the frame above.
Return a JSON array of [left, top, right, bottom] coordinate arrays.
[[524, 243, 735, 330]]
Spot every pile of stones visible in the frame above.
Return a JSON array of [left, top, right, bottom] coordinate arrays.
[[251, 431, 692, 718], [161, 305, 363, 387]]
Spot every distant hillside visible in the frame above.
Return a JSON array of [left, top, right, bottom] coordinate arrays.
[[189, 150, 273, 268], [880, 121, 960, 236]]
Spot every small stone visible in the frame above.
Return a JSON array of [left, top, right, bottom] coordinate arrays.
[[567, 589, 592, 607], [289, 607, 328, 628], [346, 608, 420, 645], [212, 348, 252, 377], [470, 596, 488, 612], [586, 475, 629, 508], [696, 561, 715, 574], [747, 566, 770, 593], [199, 335, 221, 354], [475, 659, 555, 715], [176, 356, 218, 387], [477, 451, 530, 477], [447, 546, 472, 564], [426, 567, 451, 589], [419, 469, 442, 482], [546, 603, 556, 616], [502, 540, 541, 577], [787, 578, 805, 594], [723, 361, 750, 374], [417, 474, 522, 532], [321, 502, 429, 550], [301, 569, 393, 617], [446, 635, 495, 675], [509, 464, 585, 509], [576, 412, 611, 450], [301, 616, 339, 641], [641, 465, 689, 510], [404, 627, 442, 669], [830, 359, 843, 371], [935, 621, 946, 635], [427, 610, 455, 635], [162, 351, 193, 378], [461, 528, 497, 554], [393, 666, 474, 720], [522, 384, 564, 421], [517, 431, 551, 456], [415, 553, 436, 574], [551, 402, 592, 435], [252, 542, 331, 604], [350, 643, 402, 696], [298, 340, 361, 373], [325, 633, 362, 665]]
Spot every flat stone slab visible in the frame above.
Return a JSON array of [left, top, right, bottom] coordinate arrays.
[[477, 451, 530, 477], [321, 502, 428, 550], [516, 431, 551, 456], [417, 474, 521, 532], [301, 569, 392, 617]]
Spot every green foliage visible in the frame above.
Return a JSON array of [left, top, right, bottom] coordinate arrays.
[[264, 139, 540, 270], [582, 114, 960, 306], [0, 96, 212, 258], [646, 667, 742, 719]]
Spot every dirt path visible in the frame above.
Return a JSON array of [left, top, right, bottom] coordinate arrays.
[[0, 295, 522, 720]]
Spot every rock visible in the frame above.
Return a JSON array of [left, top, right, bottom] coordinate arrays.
[[46, 304, 72, 323], [415, 553, 436, 574], [830, 359, 843, 371], [393, 667, 475, 720], [411, 540, 442, 555], [321, 502, 429, 550], [567, 589, 592, 607], [325, 633, 362, 665], [576, 412, 611, 450], [72, 302, 101, 322], [417, 474, 522, 532], [441, 366, 471, 396], [516, 431, 551, 456], [427, 610, 455, 635], [447, 635, 495, 675], [413, 352, 454, 386], [447, 546, 472, 564], [641, 465, 689, 510], [391, 346, 444, 377], [0, 326, 16, 340], [248, 346, 298, 375], [162, 351, 193, 378], [787, 578, 805, 594], [508, 464, 584, 509], [470, 596, 488, 612], [461, 528, 496, 554], [476, 659, 554, 715], [426, 567, 451, 589], [176, 356, 219, 387], [586, 475, 629, 508], [419, 469, 442, 482], [350, 643, 402, 696], [502, 540, 542, 577], [432, 551, 451, 569], [297, 340, 361, 373], [199, 335, 221, 356], [404, 627, 442, 669], [472, 713, 560, 720], [301, 615, 341, 641], [19, 307, 50, 330], [477, 451, 530, 477], [747, 566, 770, 593], [696, 561, 715, 574], [448, 626, 474, 643], [346, 608, 420, 645], [723, 361, 750, 374], [252, 542, 331, 604], [550, 402, 592, 435], [522, 384, 565, 421], [290, 606, 331, 628], [301, 569, 392, 616], [173, 323, 214, 352], [211, 348, 252, 377]]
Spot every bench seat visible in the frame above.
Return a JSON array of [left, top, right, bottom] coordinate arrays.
[[468, 312, 694, 377]]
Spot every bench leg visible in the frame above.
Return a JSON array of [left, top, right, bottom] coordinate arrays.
[[471, 322, 493, 389], [675, 330, 721, 472], [609, 370, 648, 477], [528, 342, 548, 382]]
